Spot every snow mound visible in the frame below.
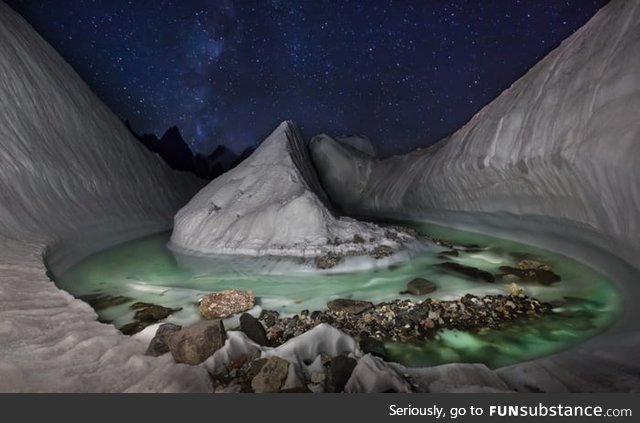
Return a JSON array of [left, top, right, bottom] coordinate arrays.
[[171, 121, 412, 257]]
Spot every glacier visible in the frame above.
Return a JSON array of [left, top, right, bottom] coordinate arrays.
[[2, 0, 640, 393], [170, 120, 414, 259]]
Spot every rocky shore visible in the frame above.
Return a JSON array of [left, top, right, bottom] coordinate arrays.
[[115, 238, 564, 392], [136, 288, 552, 393], [257, 294, 552, 350]]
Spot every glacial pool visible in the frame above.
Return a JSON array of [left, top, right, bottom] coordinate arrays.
[[53, 223, 621, 369]]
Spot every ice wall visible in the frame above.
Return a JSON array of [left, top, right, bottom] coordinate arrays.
[[311, 0, 640, 267], [0, 2, 208, 391]]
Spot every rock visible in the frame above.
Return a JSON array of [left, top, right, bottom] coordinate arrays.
[[132, 303, 181, 322], [359, 337, 387, 360], [118, 321, 147, 335], [240, 313, 269, 346], [326, 355, 357, 393], [78, 293, 132, 311], [327, 299, 373, 314], [498, 266, 560, 285], [250, 356, 290, 393], [166, 320, 226, 365], [405, 278, 437, 295], [118, 303, 182, 335], [435, 262, 495, 283], [353, 234, 365, 244], [498, 259, 560, 285], [310, 371, 326, 384], [198, 289, 254, 319], [145, 323, 182, 357], [315, 252, 342, 269], [227, 353, 251, 372], [259, 309, 280, 327], [505, 282, 525, 297], [531, 269, 561, 285], [517, 259, 551, 271], [369, 245, 393, 259]]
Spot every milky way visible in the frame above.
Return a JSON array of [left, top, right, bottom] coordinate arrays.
[[7, 0, 607, 155]]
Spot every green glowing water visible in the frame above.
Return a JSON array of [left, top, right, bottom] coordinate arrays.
[[55, 223, 621, 369]]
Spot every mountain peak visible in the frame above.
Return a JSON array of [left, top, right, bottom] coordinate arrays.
[[161, 126, 183, 141]]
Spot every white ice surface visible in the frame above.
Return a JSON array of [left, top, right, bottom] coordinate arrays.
[[171, 121, 408, 257], [0, 2, 208, 392]]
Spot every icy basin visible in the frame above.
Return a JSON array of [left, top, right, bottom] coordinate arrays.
[[53, 223, 621, 369]]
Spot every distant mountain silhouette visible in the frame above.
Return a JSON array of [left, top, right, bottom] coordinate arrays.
[[155, 126, 195, 171], [125, 121, 254, 180]]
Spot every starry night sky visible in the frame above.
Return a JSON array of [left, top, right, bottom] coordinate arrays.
[[7, 0, 608, 156]]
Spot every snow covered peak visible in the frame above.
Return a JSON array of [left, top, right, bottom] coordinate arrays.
[[170, 121, 412, 258]]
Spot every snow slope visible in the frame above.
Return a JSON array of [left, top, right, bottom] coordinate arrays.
[[171, 121, 412, 257], [311, 0, 640, 267], [0, 1, 208, 392]]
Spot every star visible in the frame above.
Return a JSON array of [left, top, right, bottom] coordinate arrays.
[[6, 0, 608, 156]]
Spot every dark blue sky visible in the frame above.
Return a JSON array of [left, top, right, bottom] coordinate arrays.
[[7, 0, 607, 156]]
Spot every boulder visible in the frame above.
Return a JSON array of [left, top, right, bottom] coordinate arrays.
[[250, 356, 290, 393], [131, 302, 182, 322], [517, 259, 551, 271], [198, 289, 255, 319], [359, 337, 387, 360], [498, 266, 560, 285], [240, 313, 269, 346], [327, 355, 358, 393], [327, 299, 373, 314], [403, 278, 437, 295], [118, 322, 146, 335], [145, 323, 182, 357], [167, 320, 226, 365], [118, 303, 182, 335]]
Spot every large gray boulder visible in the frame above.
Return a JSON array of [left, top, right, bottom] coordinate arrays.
[[167, 320, 226, 365]]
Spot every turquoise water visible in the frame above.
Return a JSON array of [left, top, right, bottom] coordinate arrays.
[[54, 223, 621, 369]]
